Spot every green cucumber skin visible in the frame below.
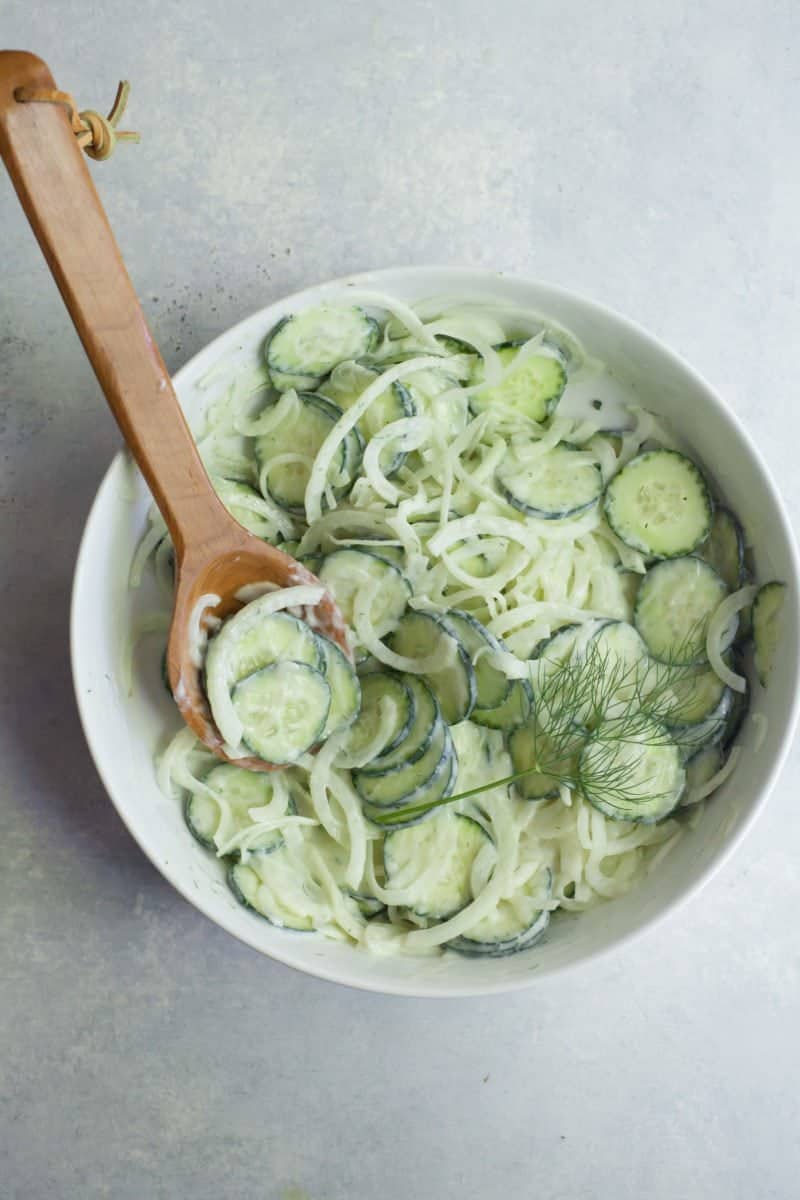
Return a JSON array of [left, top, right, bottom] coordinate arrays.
[[448, 909, 550, 958]]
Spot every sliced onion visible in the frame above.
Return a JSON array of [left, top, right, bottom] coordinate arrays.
[[706, 585, 758, 693]]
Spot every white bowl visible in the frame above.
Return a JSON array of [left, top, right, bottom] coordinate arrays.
[[71, 267, 800, 997]]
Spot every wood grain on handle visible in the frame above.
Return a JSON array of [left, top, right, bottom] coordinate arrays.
[[0, 51, 354, 771], [0, 51, 230, 562]]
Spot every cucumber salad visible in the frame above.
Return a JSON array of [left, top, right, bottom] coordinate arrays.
[[133, 292, 785, 958]]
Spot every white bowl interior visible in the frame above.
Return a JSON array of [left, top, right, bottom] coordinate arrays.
[[71, 268, 800, 996]]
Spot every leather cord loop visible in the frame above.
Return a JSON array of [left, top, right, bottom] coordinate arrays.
[[13, 80, 139, 161]]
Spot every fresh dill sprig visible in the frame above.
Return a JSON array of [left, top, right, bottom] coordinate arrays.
[[370, 625, 713, 827]]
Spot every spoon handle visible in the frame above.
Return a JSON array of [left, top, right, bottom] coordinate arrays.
[[0, 51, 231, 561]]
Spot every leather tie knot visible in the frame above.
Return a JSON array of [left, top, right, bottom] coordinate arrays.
[[14, 80, 139, 160]]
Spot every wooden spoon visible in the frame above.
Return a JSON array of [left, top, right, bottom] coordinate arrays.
[[0, 51, 349, 771]]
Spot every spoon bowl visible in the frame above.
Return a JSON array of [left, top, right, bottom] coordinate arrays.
[[167, 532, 349, 771]]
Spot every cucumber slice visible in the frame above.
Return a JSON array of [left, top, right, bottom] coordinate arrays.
[[206, 610, 322, 701], [318, 547, 411, 646], [265, 305, 378, 391], [737, 567, 755, 639], [668, 689, 732, 764], [684, 744, 725, 801], [333, 542, 402, 568], [579, 717, 685, 823], [389, 609, 477, 723], [586, 620, 651, 722], [723, 667, 750, 747], [361, 803, 435, 831], [403, 367, 468, 438], [319, 361, 415, 477], [496, 444, 603, 520], [185, 764, 288, 855], [471, 679, 532, 730], [352, 541, 406, 569], [635, 557, 728, 665], [358, 675, 440, 773], [383, 811, 490, 920], [753, 580, 786, 686], [255, 392, 362, 512], [353, 719, 453, 809], [698, 507, 744, 590], [184, 795, 222, 852], [507, 721, 585, 800], [361, 750, 458, 829], [212, 477, 281, 540], [341, 672, 415, 763], [442, 610, 511, 710], [530, 622, 586, 678], [372, 547, 407, 570], [652, 660, 728, 725], [469, 342, 566, 421], [449, 866, 551, 957], [529, 622, 595, 725], [229, 842, 341, 931], [449, 720, 501, 787], [316, 636, 361, 738], [437, 334, 478, 357], [204, 612, 324, 753], [310, 829, 385, 917], [604, 450, 712, 558], [320, 535, 406, 571], [233, 661, 331, 763], [372, 329, 473, 363], [589, 561, 639, 621], [618, 570, 642, 613]]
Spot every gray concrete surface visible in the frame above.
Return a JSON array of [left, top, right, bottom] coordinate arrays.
[[2, 2, 800, 1197]]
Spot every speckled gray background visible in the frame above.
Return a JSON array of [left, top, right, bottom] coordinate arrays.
[[2, 2, 800, 1198]]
